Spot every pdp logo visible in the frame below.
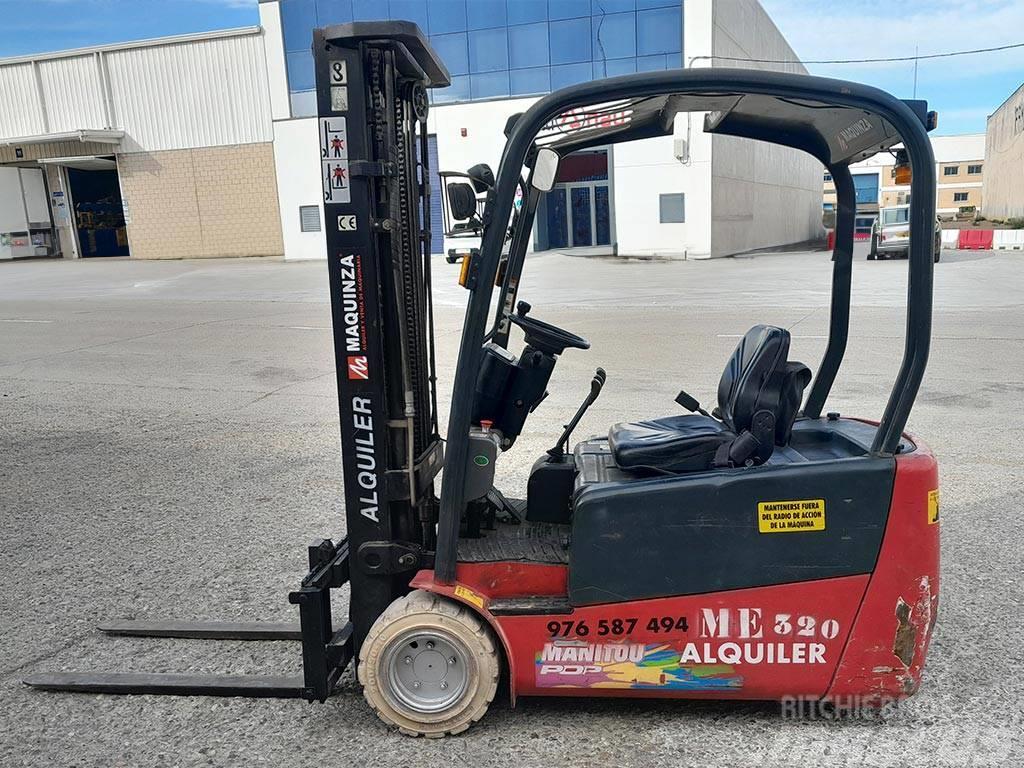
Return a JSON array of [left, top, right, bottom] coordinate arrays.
[[347, 355, 369, 380]]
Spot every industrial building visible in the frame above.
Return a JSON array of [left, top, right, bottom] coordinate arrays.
[[1, 0, 822, 262], [0, 28, 282, 261], [267, 0, 822, 260], [822, 133, 986, 238], [984, 82, 1024, 222]]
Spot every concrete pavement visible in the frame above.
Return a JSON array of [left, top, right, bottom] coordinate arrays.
[[1, 246, 1022, 767]]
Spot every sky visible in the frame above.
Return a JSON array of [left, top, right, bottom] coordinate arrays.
[[1, 0, 1022, 136]]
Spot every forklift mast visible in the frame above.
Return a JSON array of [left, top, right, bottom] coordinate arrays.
[[312, 22, 449, 647]]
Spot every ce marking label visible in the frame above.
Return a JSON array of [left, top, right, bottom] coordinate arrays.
[[338, 215, 357, 231]]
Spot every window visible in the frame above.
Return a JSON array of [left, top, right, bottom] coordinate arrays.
[[431, 32, 470, 76], [659, 193, 685, 223], [432, 74, 470, 104], [281, 0, 684, 107], [286, 50, 316, 91], [508, 22, 549, 69], [506, 0, 546, 25], [427, 0, 468, 35], [594, 58, 637, 78], [968, 164, 983, 175], [281, 0, 317, 52], [469, 27, 508, 72], [592, 12, 636, 60], [637, 6, 682, 56], [823, 172, 832, 182], [470, 70, 510, 99], [549, 0, 590, 20], [290, 89, 317, 117], [299, 205, 321, 233], [550, 62, 592, 89], [943, 166, 959, 176], [549, 17, 592, 64], [953, 192, 969, 202], [882, 208, 910, 225], [510, 66, 550, 96], [469, 1, 505, 29], [387, 0, 428, 30]]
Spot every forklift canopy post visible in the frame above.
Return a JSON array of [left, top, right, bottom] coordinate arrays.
[[436, 68, 937, 582]]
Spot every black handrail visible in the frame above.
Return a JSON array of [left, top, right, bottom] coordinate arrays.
[[803, 162, 855, 419]]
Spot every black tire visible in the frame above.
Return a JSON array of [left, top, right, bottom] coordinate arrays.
[[868, 234, 878, 260]]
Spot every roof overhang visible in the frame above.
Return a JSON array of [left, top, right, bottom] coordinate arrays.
[[35, 156, 118, 171], [0, 129, 124, 148]]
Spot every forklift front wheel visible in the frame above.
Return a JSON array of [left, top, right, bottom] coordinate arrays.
[[358, 590, 500, 737]]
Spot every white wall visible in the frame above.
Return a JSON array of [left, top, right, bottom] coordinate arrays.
[[985, 84, 1024, 220], [106, 32, 273, 152], [274, 118, 327, 261], [428, 96, 540, 254], [707, 0, 822, 257], [429, 95, 717, 258], [259, 1, 292, 122], [614, 127, 712, 258]]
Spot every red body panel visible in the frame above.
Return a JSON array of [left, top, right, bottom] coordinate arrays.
[[826, 444, 939, 699], [412, 437, 939, 704]]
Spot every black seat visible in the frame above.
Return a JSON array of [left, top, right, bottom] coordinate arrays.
[[609, 325, 810, 473]]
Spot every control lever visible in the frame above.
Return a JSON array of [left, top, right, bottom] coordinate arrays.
[[675, 388, 713, 419], [548, 368, 607, 458]]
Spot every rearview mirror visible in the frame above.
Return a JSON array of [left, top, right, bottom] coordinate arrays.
[[531, 148, 559, 192]]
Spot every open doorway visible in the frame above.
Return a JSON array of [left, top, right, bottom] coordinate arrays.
[[66, 160, 129, 257]]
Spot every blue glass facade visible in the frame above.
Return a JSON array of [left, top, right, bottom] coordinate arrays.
[[279, 0, 683, 115]]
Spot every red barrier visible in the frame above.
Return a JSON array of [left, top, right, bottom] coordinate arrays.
[[958, 229, 994, 250]]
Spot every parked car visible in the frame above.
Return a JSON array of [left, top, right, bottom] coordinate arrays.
[[869, 204, 942, 262]]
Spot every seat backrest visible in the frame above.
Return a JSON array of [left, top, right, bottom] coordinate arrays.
[[775, 361, 811, 445], [717, 325, 791, 434]]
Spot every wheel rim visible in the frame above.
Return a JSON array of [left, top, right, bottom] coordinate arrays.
[[382, 628, 471, 714]]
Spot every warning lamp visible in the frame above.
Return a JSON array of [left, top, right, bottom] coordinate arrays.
[[893, 149, 911, 185]]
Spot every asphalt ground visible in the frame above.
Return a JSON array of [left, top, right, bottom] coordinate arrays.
[[1, 246, 1022, 767]]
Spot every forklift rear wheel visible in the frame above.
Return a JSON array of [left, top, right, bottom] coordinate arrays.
[[358, 590, 500, 737]]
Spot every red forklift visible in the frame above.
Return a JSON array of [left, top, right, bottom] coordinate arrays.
[[26, 23, 941, 738]]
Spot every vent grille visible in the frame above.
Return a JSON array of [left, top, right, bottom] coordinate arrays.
[[299, 205, 321, 233]]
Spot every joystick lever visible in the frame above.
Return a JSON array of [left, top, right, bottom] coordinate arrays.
[[548, 368, 607, 458]]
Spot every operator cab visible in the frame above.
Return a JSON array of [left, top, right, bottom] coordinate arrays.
[[438, 79, 936, 642], [445, 150, 819, 532]]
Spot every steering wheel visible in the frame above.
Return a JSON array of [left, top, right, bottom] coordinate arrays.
[[506, 301, 590, 355]]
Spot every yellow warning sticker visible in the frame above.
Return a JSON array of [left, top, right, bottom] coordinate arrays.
[[758, 499, 826, 533], [454, 585, 485, 609], [928, 489, 940, 525]]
